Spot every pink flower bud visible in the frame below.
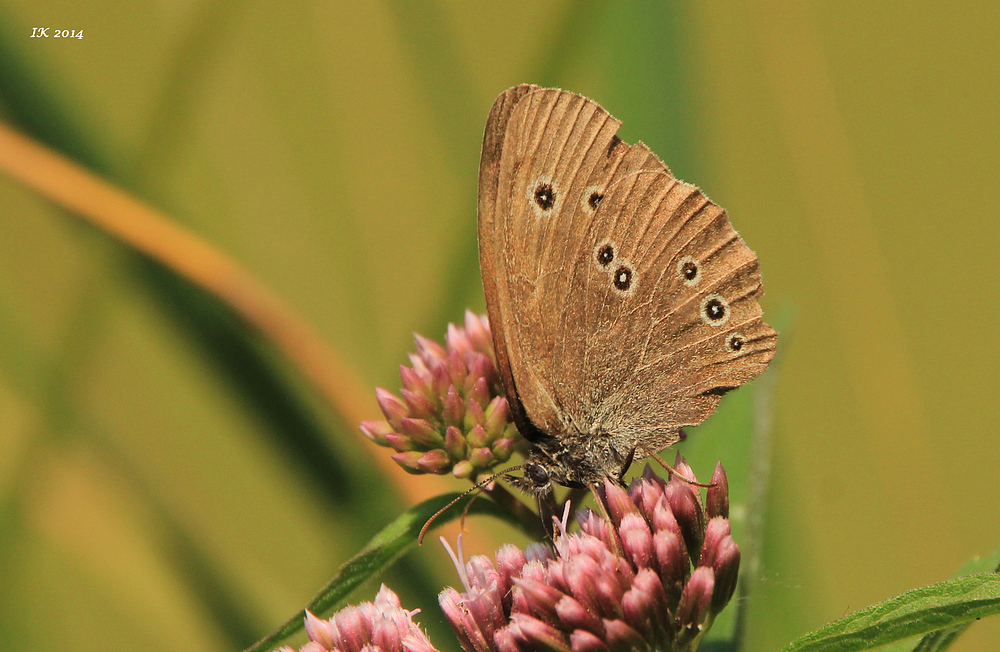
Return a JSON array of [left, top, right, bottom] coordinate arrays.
[[359, 420, 394, 446], [676, 566, 715, 633], [444, 425, 467, 460], [399, 364, 432, 401], [432, 364, 451, 401], [414, 333, 447, 367], [569, 629, 609, 652], [384, 433, 416, 453], [491, 437, 515, 462], [619, 513, 653, 569], [706, 461, 730, 519], [508, 613, 571, 652], [666, 479, 705, 562], [304, 610, 336, 649], [391, 451, 423, 473], [513, 577, 563, 623], [447, 348, 468, 389], [466, 424, 489, 448], [554, 594, 603, 635], [710, 536, 741, 615], [464, 311, 494, 359], [399, 417, 444, 448], [464, 397, 487, 430], [401, 388, 437, 421], [469, 446, 496, 469], [376, 388, 408, 429], [653, 529, 690, 603], [601, 619, 644, 651], [466, 368, 491, 406], [443, 385, 466, 427], [700, 517, 732, 568], [602, 479, 639, 525], [446, 322, 472, 358], [452, 460, 474, 479], [483, 397, 510, 436], [417, 449, 451, 474]]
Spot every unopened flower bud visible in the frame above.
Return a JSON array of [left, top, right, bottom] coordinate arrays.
[[399, 417, 444, 449], [375, 388, 408, 430], [700, 517, 732, 568], [710, 536, 741, 616], [666, 478, 706, 562], [676, 566, 715, 634], [359, 420, 395, 446], [706, 461, 729, 519]]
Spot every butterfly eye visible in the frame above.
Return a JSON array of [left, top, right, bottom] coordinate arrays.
[[525, 463, 550, 487], [534, 183, 556, 210], [613, 266, 632, 291], [700, 294, 730, 326], [727, 333, 746, 352], [677, 256, 701, 285]]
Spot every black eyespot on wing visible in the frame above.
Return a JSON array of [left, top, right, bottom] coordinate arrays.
[[704, 297, 727, 322], [534, 183, 555, 210], [677, 256, 701, 285], [588, 191, 604, 210], [727, 333, 745, 352], [597, 244, 614, 266], [613, 266, 632, 291]]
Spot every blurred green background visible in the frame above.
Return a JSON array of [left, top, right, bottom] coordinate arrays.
[[1, 1, 999, 651]]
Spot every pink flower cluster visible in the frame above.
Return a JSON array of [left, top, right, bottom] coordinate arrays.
[[439, 462, 739, 652], [360, 312, 521, 479], [278, 585, 438, 652]]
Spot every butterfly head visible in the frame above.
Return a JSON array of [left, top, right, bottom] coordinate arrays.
[[510, 445, 594, 496]]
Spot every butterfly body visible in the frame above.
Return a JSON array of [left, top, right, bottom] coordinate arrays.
[[478, 86, 777, 496]]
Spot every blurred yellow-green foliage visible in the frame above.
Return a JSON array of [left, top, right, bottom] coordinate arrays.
[[1, 1, 999, 651]]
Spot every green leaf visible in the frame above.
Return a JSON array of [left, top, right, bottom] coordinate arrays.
[[876, 545, 1000, 652], [244, 492, 515, 652], [780, 573, 1000, 652], [951, 546, 1000, 579]]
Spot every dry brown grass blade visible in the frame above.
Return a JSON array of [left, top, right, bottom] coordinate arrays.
[[0, 121, 453, 504]]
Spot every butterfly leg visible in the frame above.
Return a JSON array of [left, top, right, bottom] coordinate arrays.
[[589, 484, 625, 557], [535, 489, 558, 540], [615, 446, 637, 483]]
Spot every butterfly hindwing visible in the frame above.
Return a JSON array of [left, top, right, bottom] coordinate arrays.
[[554, 170, 777, 458]]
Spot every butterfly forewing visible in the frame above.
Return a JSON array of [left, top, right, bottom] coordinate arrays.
[[478, 86, 776, 471]]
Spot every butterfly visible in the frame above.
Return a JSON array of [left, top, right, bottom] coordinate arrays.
[[478, 85, 777, 499]]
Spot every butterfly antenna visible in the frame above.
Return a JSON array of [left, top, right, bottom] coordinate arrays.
[[417, 465, 525, 545], [459, 483, 485, 529], [651, 454, 716, 488]]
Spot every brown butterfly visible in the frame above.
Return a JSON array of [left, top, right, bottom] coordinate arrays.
[[478, 85, 777, 499]]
